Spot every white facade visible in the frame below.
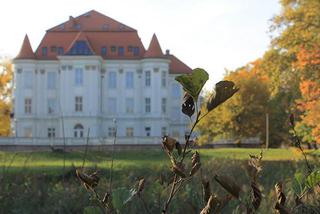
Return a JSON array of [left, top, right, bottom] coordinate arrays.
[[13, 56, 189, 142]]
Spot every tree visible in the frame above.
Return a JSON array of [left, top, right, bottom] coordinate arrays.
[[0, 59, 13, 136], [196, 64, 270, 145]]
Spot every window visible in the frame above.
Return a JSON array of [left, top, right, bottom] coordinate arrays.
[[111, 46, 116, 52], [125, 72, 134, 88], [74, 24, 81, 30], [118, 46, 124, 56], [47, 72, 57, 89], [161, 127, 167, 136], [75, 68, 84, 86], [126, 128, 134, 137], [24, 98, 32, 114], [108, 127, 116, 137], [128, 46, 133, 52], [74, 124, 84, 138], [101, 46, 107, 56], [24, 71, 33, 89], [42, 47, 48, 56], [172, 130, 180, 138], [57, 47, 64, 55], [133, 47, 140, 56], [108, 72, 117, 88], [48, 98, 56, 114], [24, 127, 32, 138], [172, 83, 181, 98], [145, 98, 151, 113], [50, 46, 57, 52], [145, 71, 151, 86], [107, 98, 117, 114], [75, 96, 83, 112], [48, 128, 56, 138], [125, 98, 134, 113], [161, 98, 167, 113], [145, 127, 151, 137], [161, 71, 166, 87]]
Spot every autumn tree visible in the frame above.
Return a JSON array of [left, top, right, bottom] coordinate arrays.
[[0, 59, 13, 136], [270, 0, 320, 144], [196, 64, 270, 145]]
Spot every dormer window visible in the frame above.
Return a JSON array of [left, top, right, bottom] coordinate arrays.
[[42, 47, 48, 56], [74, 23, 81, 30], [118, 47, 124, 56], [50, 46, 57, 52], [133, 47, 140, 56], [57, 47, 64, 55], [101, 46, 107, 56], [102, 24, 109, 31]]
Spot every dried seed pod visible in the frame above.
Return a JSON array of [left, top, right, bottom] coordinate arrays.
[[200, 194, 218, 214], [182, 92, 195, 117], [175, 142, 182, 156], [172, 163, 186, 178], [76, 169, 99, 190], [206, 80, 239, 112], [189, 162, 201, 176], [102, 192, 111, 204], [274, 182, 289, 214], [251, 181, 262, 210], [191, 151, 200, 166], [214, 174, 241, 199], [247, 152, 263, 181], [162, 136, 177, 153], [202, 179, 211, 204], [137, 178, 145, 195]]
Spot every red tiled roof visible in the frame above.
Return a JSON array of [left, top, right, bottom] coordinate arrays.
[[48, 10, 136, 32], [36, 31, 146, 59], [167, 54, 193, 74], [144, 34, 164, 58], [15, 35, 36, 60], [17, 10, 192, 74]]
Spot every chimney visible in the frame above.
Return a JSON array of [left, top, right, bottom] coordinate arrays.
[[69, 16, 74, 21], [165, 49, 170, 55]]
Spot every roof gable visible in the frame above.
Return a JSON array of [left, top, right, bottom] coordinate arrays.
[[65, 32, 95, 55]]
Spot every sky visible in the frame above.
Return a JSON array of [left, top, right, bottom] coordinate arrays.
[[0, 0, 281, 89]]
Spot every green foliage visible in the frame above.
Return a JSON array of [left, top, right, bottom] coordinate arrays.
[[305, 170, 320, 189], [175, 68, 208, 100], [196, 69, 270, 144]]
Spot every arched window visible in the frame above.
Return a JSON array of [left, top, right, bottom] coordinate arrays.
[[74, 124, 84, 138]]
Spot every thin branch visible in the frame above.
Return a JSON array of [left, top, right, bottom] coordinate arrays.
[[109, 119, 117, 193], [138, 195, 152, 214], [81, 128, 90, 169]]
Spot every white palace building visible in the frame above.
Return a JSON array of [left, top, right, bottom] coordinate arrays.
[[12, 10, 192, 144]]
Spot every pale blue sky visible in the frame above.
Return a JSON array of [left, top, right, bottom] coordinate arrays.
[[0, 0, 280, 89]]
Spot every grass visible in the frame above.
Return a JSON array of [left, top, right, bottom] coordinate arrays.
[[0, 148, 319, 213], [0, 148, 318, 174]]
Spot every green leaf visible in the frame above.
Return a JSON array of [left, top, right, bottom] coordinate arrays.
[[206, 80, 239, 112], [305, 169, 320, 189], [83, 206, 102, 214], [175, 68, 209, 100], [291, 172, 306, 196]]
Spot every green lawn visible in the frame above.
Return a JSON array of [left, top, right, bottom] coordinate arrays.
[[0, 148, 318, 174], [1, 148, 319, 213]]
